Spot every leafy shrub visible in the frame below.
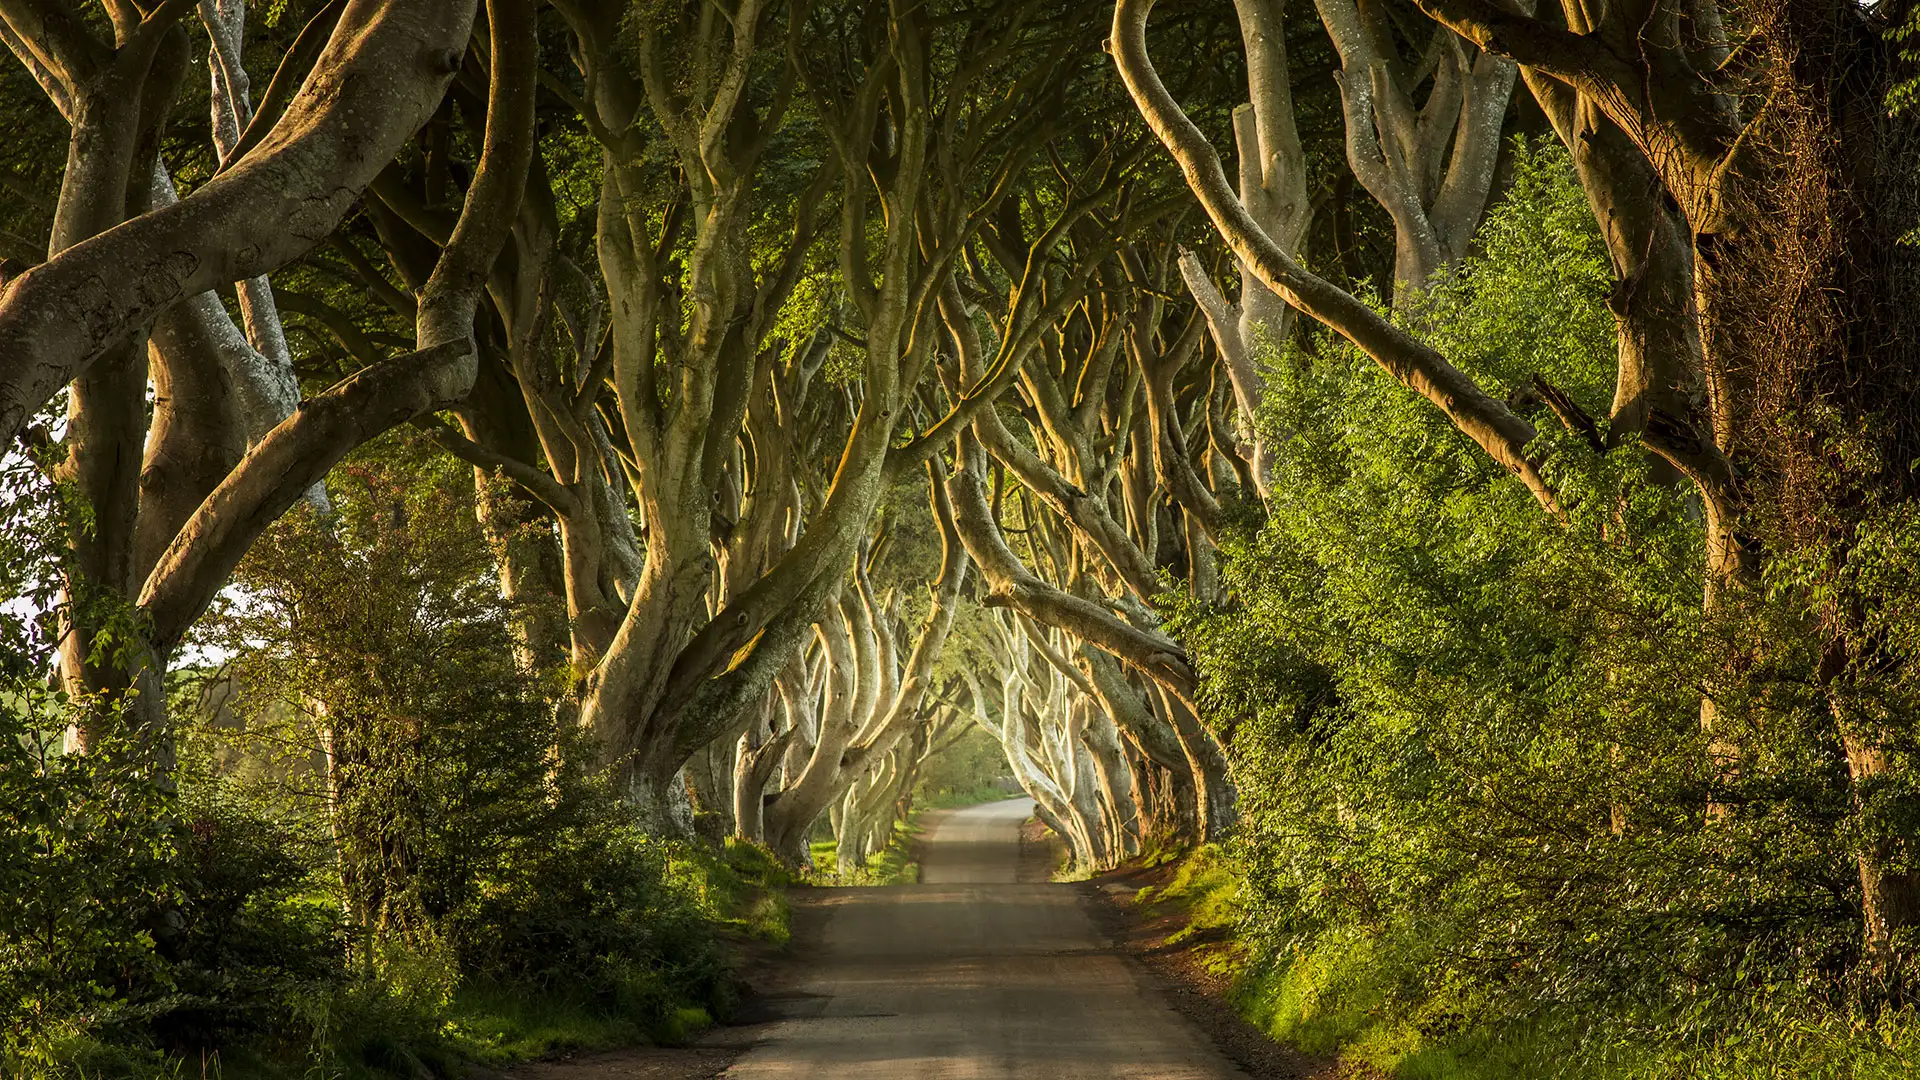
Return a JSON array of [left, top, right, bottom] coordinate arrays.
[[1174, 140, 1895, 1069], [3, 437, 741, 1075], [0, 723, 179, 1073], [1, 443, 336, 1073], [152, 784, 345, 1050], [0, 722, 354, 1075], [455, 802, 731, 1013]]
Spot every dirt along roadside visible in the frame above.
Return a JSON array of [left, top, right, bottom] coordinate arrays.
[[1080, 862, 1370, 1080]]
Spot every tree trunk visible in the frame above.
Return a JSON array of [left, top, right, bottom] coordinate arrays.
[[1156, 687, 1237, 841], [1082, 706, 1142, 860]]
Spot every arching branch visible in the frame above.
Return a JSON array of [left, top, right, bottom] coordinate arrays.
[[1110, 0, 1562, 517]]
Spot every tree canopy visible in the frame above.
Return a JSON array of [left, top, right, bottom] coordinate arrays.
[[3, 0, 1919, 1074]]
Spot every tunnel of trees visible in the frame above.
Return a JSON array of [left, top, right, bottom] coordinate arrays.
[[3, 0, 1919, 1075]]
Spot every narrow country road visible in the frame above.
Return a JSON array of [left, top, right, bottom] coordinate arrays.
[[722, 798, 1247, 1079]]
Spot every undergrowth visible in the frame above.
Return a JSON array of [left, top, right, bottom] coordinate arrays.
[[7, 833, 793, 1080], [0, 452, 798, 1080], [1134, 848, 1920, 1079]]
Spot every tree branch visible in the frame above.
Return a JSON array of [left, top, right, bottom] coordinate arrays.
[[0, 0, 480, 451], [426, 421, 578, 516], [949, 433, 1197, 707], [218, 0, 346, 171], [139, 340, 473, 652], [136, 0, 540, 655], [0, 0, 108, 92], [1111, 0, 1562, 517], [1529, 374, 1605, 454]]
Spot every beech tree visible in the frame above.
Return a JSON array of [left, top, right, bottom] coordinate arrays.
[[10, 0, 1920, 1072], [0, 0, 537, 757], [962, 610, 1143, 870], [409, 0, 1120, 827], [754, 465, 971, 864], [1113, 0, 1920, 965]]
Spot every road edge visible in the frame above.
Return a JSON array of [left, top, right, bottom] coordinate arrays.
[[1077, 870, 1361, 1080]]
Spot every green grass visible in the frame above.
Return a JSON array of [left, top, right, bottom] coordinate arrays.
[[444, 984, 654, 1063], [1133, 850, 1920, 1080], [1339, 999, 1920, 1080], [1138, 845, 1241, 945], [1128, 844, 1243, 976], [692, 837, 796, 946], [1264, 943, 1920, 1079], [808, 814, 931, 885]]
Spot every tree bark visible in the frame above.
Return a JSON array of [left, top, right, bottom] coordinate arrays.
[[1111, 0, 1561, 517], [0, 0, 485, 450]]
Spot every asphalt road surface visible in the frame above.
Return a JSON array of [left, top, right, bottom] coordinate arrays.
[[722, 798, 1247, 1079]]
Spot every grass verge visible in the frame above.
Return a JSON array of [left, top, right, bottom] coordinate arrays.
[[1129, 849, 1920, 1080], [809, 815, 924, 885]]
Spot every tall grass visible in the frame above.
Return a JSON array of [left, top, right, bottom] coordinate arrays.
[[1135, 850, 1920, 1079]]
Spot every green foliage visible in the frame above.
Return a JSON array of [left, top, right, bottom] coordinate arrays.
[[699, 838, 797, 947], [1, 435, 330, 1076], [1, 439, 756, 1076], [1169, 140, 1910, 1075], [1139, 845, 1920, 1079], [0, 715, 359, 1078], [1890, 9, 1920, 120], [437, 839, 794, 1064], [1135, 845, 1242, 946], [1, 726, 180, 1073], [206, 439, 734, 1022], [808, 816, 925, 885], [912, 725, 1011, 808]]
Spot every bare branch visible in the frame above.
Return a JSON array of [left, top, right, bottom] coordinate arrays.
[[427, 422, 578, 516], [1111, 0, 1562, 517], [0, 0, 482, 451]]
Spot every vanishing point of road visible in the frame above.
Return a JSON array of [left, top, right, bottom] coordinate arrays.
[[722, 797, 1247, 1079]]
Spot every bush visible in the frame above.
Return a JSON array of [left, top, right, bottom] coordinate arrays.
[[1172, 140, 1901, 1072], [192, 439, 735, 1038], [0, 722, 353, 1076], [0, 450, 336, 1074], [0, 722, 180, 1073], [2, 438, 741, 1075], [456, 803, 730, 1012]]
